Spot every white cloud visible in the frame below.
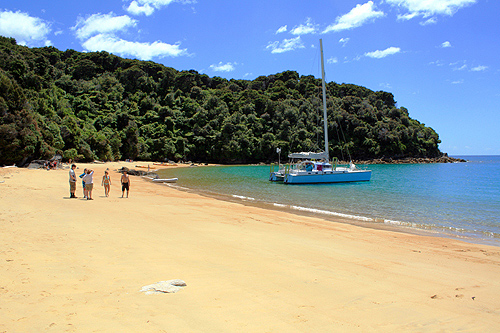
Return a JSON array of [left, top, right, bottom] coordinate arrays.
[[365, 46, 401, 58], [126, 1, 155, 16], [0, 10, 51, 46], [397, 12, 418, 20], [81, 34, 187, 60], [266, 36, 305, 54], [451, 79, 464, 84], [471, 65, 487, 72], [275, 25, 287, 34], [339, 37, 350, 46], [291, 18, 318, 35], [124, 0, 195, 16], [429, 60, 444, 66], [323, 1, 385, 33], [73, 11, 189, 61], [327, 57, 338, 64], [450, 61, 467, 71], [209, 62, 236, 72], [420, 17, 438, 25], [441, 41, 452, 48], [380, 82, 392, 89], [387, 0, 476, 20], [73, 13, 137, 40]]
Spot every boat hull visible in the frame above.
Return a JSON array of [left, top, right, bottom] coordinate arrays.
[[283, 170, 371, 184], [269, 172, 284, 182]]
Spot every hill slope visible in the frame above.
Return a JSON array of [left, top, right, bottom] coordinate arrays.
[[0, 36, 442, 165]]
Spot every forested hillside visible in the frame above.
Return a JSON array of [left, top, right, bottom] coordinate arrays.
[[0, 36, 442, 166]]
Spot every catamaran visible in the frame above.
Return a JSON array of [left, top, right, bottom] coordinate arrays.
[[269, 39, 371, 184]]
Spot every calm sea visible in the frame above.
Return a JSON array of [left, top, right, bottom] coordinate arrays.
[[157, 156, 500, 246]]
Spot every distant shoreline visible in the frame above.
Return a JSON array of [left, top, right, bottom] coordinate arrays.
[[352, 155, 467, 164], [11, 154, 467, 170]]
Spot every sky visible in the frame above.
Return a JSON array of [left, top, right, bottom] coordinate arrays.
[[0, 0, 499, 155]]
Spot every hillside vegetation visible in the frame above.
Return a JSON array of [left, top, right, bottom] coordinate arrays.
[[0, 36, 442, 166]]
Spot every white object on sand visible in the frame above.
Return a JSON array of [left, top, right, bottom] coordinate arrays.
[[142, 176, 178, 183], [140, 279, 187, 294], [152, 178, 178, 183]]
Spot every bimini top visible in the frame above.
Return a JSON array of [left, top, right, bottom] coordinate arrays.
[[287, 152, 328, 160]]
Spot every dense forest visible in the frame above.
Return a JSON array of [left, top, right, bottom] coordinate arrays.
[[0, 36, 442, 166]]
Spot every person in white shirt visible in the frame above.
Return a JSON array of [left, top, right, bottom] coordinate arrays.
[[84, 169, 94, 200]]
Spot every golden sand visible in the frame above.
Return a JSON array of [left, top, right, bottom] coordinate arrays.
[[1, 161, 499, 331]]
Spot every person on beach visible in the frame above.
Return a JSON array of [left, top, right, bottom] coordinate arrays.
[[84, 169, 94, 200], [79, 168, 88, 198], [101, 170, 111, 197], [69, 164, 77, 198], [121, 170, 130, 198]]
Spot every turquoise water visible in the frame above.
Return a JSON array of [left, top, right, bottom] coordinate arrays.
[[157, 156, 500, 245]]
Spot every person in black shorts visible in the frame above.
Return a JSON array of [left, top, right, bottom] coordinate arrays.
[[121, 170, 130, 198]]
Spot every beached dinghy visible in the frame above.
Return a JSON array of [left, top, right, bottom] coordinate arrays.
[[152, 178, 178, 183]]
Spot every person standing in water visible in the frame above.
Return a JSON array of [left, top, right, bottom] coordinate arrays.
[[101, 170, 111, 197], [121, 170, 130, 198]]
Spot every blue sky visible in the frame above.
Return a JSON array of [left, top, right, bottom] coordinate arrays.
[[1, 0, 498, 155]]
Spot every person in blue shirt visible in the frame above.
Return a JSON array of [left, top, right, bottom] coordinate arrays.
[[79, 168, 87, 198]]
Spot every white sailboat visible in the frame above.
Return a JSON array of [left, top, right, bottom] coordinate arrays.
[[269, 39, 371, 184]]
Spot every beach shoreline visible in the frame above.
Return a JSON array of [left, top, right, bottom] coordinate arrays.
[[155, 162, 500, 247], [1, 161, 500, 331]]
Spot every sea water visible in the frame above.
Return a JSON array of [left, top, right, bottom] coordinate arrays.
[[157, 156, 500, 245]]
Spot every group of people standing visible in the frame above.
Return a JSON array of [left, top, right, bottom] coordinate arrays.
[[69, 164, 131, 199]]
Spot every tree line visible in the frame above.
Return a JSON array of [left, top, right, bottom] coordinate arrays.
[[0, 36, 442, 166]]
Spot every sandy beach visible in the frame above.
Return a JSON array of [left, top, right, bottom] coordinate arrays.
[[1, 161, 500, 332]]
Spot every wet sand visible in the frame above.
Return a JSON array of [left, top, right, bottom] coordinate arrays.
[[1, 161, 500, 331]]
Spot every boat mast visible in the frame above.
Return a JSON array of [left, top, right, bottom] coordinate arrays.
[[320, 39, 330, 162]]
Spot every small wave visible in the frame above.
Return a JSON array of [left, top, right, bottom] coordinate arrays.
[[272, 203, 374, 222], [383, 219, 440, 233], [166, 184, 191, 191], [232, 195, 255, 201], [384, 219, 419, 228], [290, 205, 374, 222], [384, 219, 500, 241]]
